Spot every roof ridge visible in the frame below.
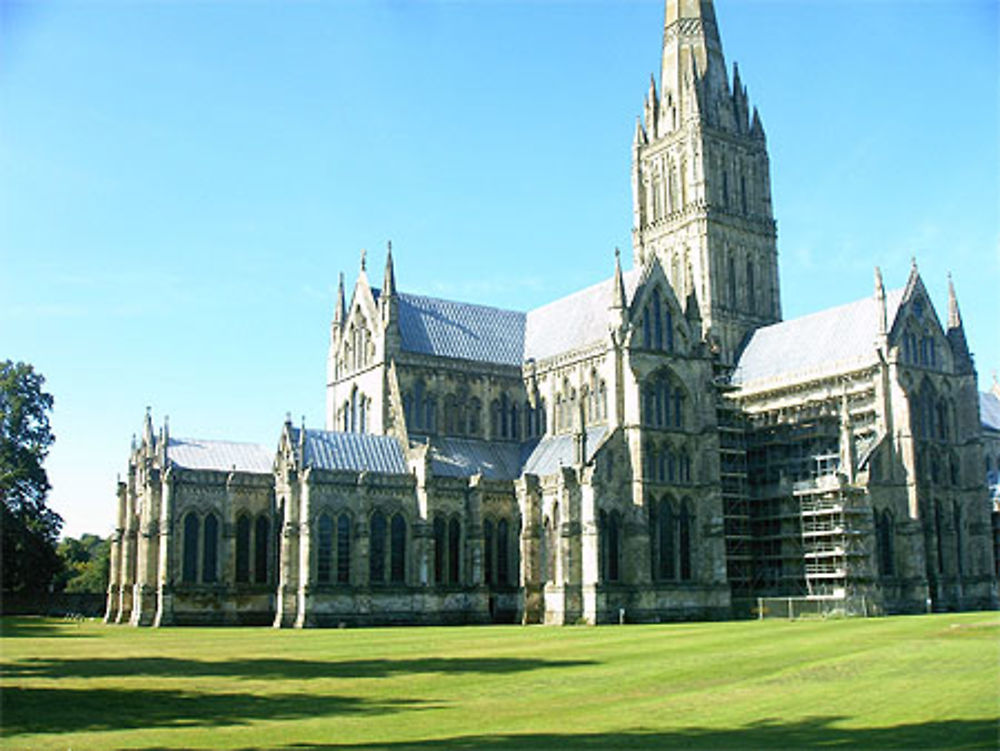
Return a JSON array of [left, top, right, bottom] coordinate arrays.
[[756, 286, 906, 332], [170, 436, 269, 448], [399, 289, 526, 317], [527, 267, 641, 318]]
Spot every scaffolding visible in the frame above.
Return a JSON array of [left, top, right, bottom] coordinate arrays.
[[717, 381, 752, 613], [743, 410, 878, 614], [794, 472, 875, 605]]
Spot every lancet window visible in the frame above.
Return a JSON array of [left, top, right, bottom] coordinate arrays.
[[641, 290, 674, 352], [181, 510, 222, 585], [316, 511, 352, 585], [648, 497, 693, 582], [599, 509, 623, 583], [404, 379, 437, 435], [642, 370, 684, 429]]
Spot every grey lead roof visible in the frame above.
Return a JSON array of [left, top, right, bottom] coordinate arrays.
[[290, 428, 409, 474], [397, 292, 526, 367], [521, 427, 609, 476], [732, 288, 906, 389], [981, 391, 1000, 433], [524, 270, 641, 362], [428, 438, 524, 481], [167, 438, 273, 474]]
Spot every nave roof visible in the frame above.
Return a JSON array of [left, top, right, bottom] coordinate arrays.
[[396, 291, 526, 367], [524, 270, 642, 362], [166, 438, 273, 474], [369, 263, 642, 368], [732, 287, 906, 390], [288, 427, 409, 475]]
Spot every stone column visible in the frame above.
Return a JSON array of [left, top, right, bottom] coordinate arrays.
[[104, 480, 126, 623], [117, 480, 138, 623], [131, 472, 161, 626], [153, 470, 175, 627], [516, 476, 543, 624], [466, 477, 485, 586], [579, 474, 600, 624], [294, 473, 313, 628], [273, 478, 301, 628]]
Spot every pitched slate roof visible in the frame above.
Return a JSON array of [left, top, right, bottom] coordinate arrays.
[[732, 288, 905, 389], [397, 292, 526, 366], [427, 438, 523, 481], [167, 438, 273, 474], [524, 270, 641, 362], [521, 426, 609, 476], [289, 428, 409, 475], [981, 391, 1000, 433]]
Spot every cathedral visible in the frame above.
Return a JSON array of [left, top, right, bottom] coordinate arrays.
[[106, 0, 997, 628]]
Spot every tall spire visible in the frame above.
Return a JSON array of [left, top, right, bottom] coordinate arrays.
[[333, 272, 346, 326], [611, 248, 626, 309], [874, 266, 888, 353], [660, 0, 727, 117], [946, 273, 971, 371], [947, 273, 962, 330], [383, 240, 396, 297]]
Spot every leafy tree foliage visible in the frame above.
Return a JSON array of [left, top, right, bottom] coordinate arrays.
[[56, 534, 110, 593], [1, 360, 63, 594]]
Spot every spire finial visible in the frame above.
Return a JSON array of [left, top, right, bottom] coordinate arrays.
[[947, 272, 963, 330], [611, 247, 626, 309], [360, 248, 367, 272], [334, 271, 346, 324]]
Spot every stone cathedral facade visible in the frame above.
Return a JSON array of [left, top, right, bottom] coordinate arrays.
[[106, 0, 997, 628]]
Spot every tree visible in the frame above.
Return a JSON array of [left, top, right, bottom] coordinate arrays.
[[55, 534, 110, 593], [1, 360, 63, 595]]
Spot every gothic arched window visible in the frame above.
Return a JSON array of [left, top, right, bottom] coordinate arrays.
[[469, 398, 482, 436], [235, 513, 251, 584], [317, 513, 334, 584], [182, 511, 199, 584], [658, 499, 674, 580], [390, 514, 407, 584], [679, 501, 692, 581], [254, 514, 270, 584], [448, 517, 461, 585], [337, 513, 351, 584], [202, 513, 219, 584], [370, 511, 387, 584], [497, 518, 511, 586], [433, 516, 446, 584], [483, 519, 494, 586], [607, 511, 621, 583]]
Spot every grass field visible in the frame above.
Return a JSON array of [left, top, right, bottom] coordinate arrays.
[[1, 612, 997, 750]]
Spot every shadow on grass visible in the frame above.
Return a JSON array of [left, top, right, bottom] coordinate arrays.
[[1, 686, 434, 736], [0, 616, 95, 639], [2, 655, 594, 681], [220, 718, 991, 750]]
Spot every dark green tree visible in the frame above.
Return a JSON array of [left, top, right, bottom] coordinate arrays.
[[55, 533, 110, 593], [1, 360, 63, 595]]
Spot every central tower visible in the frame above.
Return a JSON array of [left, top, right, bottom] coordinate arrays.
[[632, 0, 781, 364]]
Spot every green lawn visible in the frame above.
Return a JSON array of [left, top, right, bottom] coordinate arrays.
[[1, 612, 997, 750]]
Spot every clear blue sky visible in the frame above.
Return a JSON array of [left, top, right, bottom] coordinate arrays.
[[1, 0, 997, 539]]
